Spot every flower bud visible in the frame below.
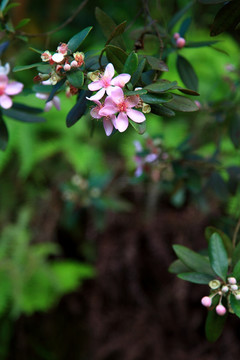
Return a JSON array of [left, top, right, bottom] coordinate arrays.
[[221, 285, 229, 293], [194, 100, 201, 109], [73, 51, 85, 66], [64, 63, 71, 71], [209, 279, 221, 290], [231, 284, 238, 291], [173, 32, 180, 40], [235, 293, 240, 300], [57, 43, 68, 56], [176, 37, 186, 49], [201, 296, 212, 308], [216, 304, 226, 316], [41, 51, 52, 62], [70, 60, 78, 68], [228, 277, 237, 285]]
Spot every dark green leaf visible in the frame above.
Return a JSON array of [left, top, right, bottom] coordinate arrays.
[[141, 70, 155, 86], [164, 94, 199, 112], [210, 1, 240, 36], [208, 233, 228, 281], [0, 0, 9, 12], [36, 64, 52, 74], [66, 90, 91, 128], [205, 226, 233, 258], [47, 78, 65, 103], [230, 115, 240, 149], [177, 87, 200, 96], [177, 55, 198, 92], [131, 58, 146, 88], [13, 63, 43, 72], [123, 52, 138, 75], [66, 70, 84, 88], [140, 93, 173, 105], [168, 1, 194, 31], [173, 244, 216, 276], [186, 40, 218, 48], [207, 172, 229, 200], [146, 56, 168, 72], [95, 7, 125, 49], [232, 260, 240, 282], [124, 89, 147, 96], [15, 18, 30, 30], [205, 308, 227, 342], [177, 272, 214, 284], [106, 21, 127, 46], [144, 80, 178, 93], [179, 17, 191, 37], [105, 45, 128, 73], [0, 114, 8, 151], [168, 259, 191, 274], [2, 109, 45, 123], [199, 0, 232, 4], [32, 84, 53, 93], [150, 104, 175, 117], [67, 26, 93, 53], [12, 102, 43, 114], [129, 119, 146, 135], [0, 41, 9, 57], [2, 2, 19, 15], [230, 294, 240, 318]]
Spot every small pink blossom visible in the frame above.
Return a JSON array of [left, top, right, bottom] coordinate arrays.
[[64, 63, 71, 71], [173, 32, 180, 40], [201, 296, 212, 308], [57, 43, 68, 56], [176, 37, 186, 49], [71, 60, 78, 68], [216, 304, 226, 316], [88, 63, 131, 101], [87, 98, 115, 136], [0, 74, 23, 109], [36, 92, 61, 112], [41, 51, 52, 62], [228, 277, 237, 285], [99, 87, 145, 132]]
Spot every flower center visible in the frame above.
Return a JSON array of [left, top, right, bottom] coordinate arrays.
[[101, 76, 110, 88], [118, 101, 127, 112], [0, 84, 6, 95]]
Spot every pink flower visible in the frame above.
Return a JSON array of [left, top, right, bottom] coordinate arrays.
[[57, 43, 68, 56], [88, 98, 115, 136], [99, 87, 145, 133], [0, 74, 23, 109], [36, 93, 61, 112], [88, 63, 130, 101]]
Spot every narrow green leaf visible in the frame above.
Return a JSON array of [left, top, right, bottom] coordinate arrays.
[[66, 90, 91, 128], [47, 79, 65, 103], [140, 93, 173, 105], [179, 17, 191, 37], [230, 294, 240, 318], [2, 2, 19, 15], [186, 40, 218, 48], [205, 308, 227, 342], [106, 21, 127, 46], [205, 226, 233, 258], [177, 55, 198, 92], [131, 58, 146, 88], [168, 259, 191, 274], [210, 1, 240, 36], [129, 119, 146, 135], [13, 63, 43, 72], [177, 272, 214, 284], [144, 80, 178, 94], [177, 87, 200, 96], [2, 109, 45, 123], [123, 52, 138, 75], [67, 26, 93, 53], [232, 260, 240, 282], [15, 18, 30, 30], [146, 56, 168, 72], [208, 233, 229, 281], [66, 70, 84, 88], [0, 0, 9, 12], [173, 244, 216, 276], [168, 1, 194, 31], [124, 89, 147, 96], [150, 104, 175, 117], [164, 94, 199, 112], [29, 47, 43, 55], [0, 114, 8, 151], [105, 45, 128, 73], [12, 103, 43, 114]]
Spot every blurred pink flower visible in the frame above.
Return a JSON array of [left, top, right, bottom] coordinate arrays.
[[36, 93, 61, 112], [0, 74, 23, 109], [88, 63, 130, 101], [88, 98, 114, 136], [99, 87, 145, 132]]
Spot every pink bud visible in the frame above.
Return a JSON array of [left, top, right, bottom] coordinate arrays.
[[176, 37, 186, 49], [201, 296, 212, 308], [71, 60, 78, 68], [228, 277, 237, 285], [216, 304, 226, 316], [173, 32, 180, 40], [194, 100, 201, 109], [64, 63, 71, 71]]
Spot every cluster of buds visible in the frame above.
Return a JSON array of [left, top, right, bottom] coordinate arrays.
[[201, 277, 240, 316], [133, 136, 171, 181], [173, 33, 186, 49], [87, 63, 147, 135], [35, 42, 85, 86]]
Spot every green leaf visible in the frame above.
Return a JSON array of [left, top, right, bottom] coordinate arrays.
[[140, 93, 173, 105], [146, 56, 168, 72], [0, 114, 8, 151], [177, 55, 198, 92], [173, 244, 216, 276], [168, 259, 191, 274], [129, 119, 146, 135], [2, 108, 46, 123], [123, 51, 138, 75], [205, 226, 233, 258], [14, 18, 30, 30], [124, 89, 147, 96], [208, 233, 228, 281], [67, 26, 93, 53], [150, 104, 175, 117], [12, 102, 43, 114], [144, 80, 178, 93], [232, 260, 240, 282], [179, 17, 191, 37], [66, 70, 84, 88], [177, 87, 200, 96], [47, 78, 65, 103], [29, 47, 43, 55], [2, 2, 19, 15], [131, 58, 146, 88], [232, 242, 240, 268], [66, 90, 91, 128], [164, 94, 199, 112], [95, 7, 125, 49], [230, 115, 240, 149], [168, 1, 194, 31], [230, 293, 240, 318], [186, 40, 218, 48], [199, 0, 232, 4], [13, 63, 43, 72], [105, 45, 128, 73], [0, 41, 9, 57], [177, 272, 214, 284], [210, 1, 240, 36], [205, 308, 227, 342], [106, 21, 127, 46], [0, 0, 9, 12]]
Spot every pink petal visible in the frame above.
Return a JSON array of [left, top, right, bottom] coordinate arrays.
[[0, 74, 8, 89], [88, 80, 102, 91], [126, 109, 146, 123], [116, 112, 129, 132], [5, 81, 23, 95], [44, 101, 53, 112], [110, 87, 124, 105], [125, 95, 139, 107], [103, 117, 113, 136], [88, 88, 106, 101], [104, 63, 114, 80], [111, 73, 131, 87], [52, 96, 61, 110], [99, 105, 117, 117], [36, 92, 48, 100], [90, 106, 102, 119], [0, 94, 12, 109]]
